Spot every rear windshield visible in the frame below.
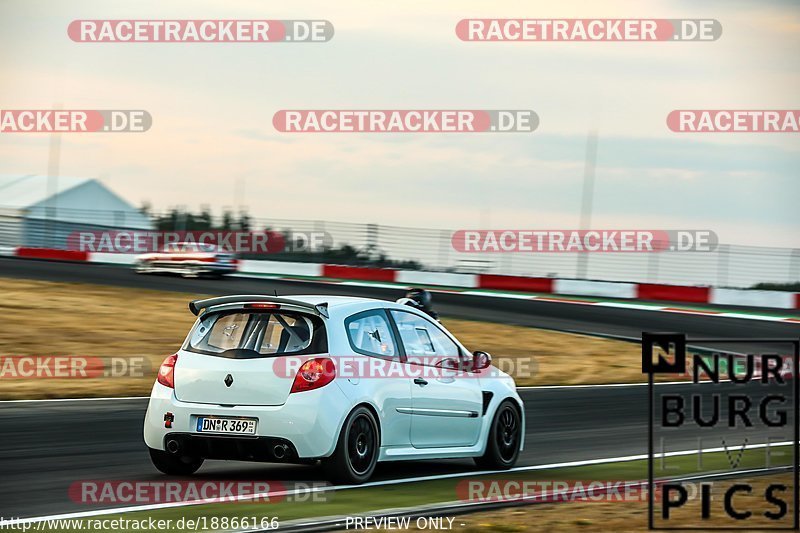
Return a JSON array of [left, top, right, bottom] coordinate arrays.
[[184, 311, 326, 358]]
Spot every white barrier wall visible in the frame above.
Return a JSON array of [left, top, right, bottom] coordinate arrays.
[[237, 260, 323, 278], [396, 270, 478, 288], [554, 279, 638, 299], [91, 253, 137, 265], [710, 288, 796, 309]]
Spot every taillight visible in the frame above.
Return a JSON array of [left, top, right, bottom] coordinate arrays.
[[157, 354, 177, 388], [290, 358, 335, 393]]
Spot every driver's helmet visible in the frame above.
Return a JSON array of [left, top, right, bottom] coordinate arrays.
[[405, 288, 432, 309]]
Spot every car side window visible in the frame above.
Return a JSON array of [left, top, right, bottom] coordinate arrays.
[[389, 310, 461, 365], [345, 310, 398, 359]]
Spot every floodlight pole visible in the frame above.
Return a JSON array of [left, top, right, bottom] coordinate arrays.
[[576, 130, 598, 279], [45, 104, 62, 248]]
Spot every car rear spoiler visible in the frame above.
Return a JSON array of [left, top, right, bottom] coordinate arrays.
[[189, 295, 329, 318]]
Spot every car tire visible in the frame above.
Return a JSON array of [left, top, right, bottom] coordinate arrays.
[[323, 406, 379, 484], [148, 447, 204, 475], [474, 400, 522, 470]]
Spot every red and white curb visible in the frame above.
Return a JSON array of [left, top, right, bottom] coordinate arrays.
[[4, 248, 800, 320]]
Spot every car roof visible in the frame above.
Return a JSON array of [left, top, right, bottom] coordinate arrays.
[[275, 294, 422, 315], [284, 295, 385, 307]]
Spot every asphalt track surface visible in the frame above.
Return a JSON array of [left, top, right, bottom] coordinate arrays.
[[0, 258, 798, 518], [1, 383, 794, 518]]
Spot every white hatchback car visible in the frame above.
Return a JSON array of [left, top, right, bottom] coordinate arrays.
[[143, 294, 524, 483]]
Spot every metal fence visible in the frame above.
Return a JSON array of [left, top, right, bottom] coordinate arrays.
[[1, 206, 798, 289]]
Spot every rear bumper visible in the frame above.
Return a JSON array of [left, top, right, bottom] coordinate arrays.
[[143, 381, 350, 459], [161, 433, 301, 462]]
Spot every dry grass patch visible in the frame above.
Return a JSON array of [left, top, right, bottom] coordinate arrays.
[[1, 277, 645, 398], [443, 319, 641, 386], [0, 278, 200, 399]]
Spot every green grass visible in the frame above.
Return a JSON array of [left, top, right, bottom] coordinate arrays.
[[23, 445, 794, 532]]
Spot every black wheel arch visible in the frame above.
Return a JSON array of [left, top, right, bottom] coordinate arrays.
[[328, 402, 382, 458]]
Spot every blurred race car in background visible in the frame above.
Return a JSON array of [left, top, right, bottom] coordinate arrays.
[[134, 242, 238, 278]]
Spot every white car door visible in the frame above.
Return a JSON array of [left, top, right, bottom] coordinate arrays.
[[342, 309, 412, 449], [389, 309, 483, 448]]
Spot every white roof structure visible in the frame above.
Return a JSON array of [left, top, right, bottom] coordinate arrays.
[[0, 175, 152, 229]]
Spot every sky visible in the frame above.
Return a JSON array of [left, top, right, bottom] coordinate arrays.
[[0, 0, 798, 247]]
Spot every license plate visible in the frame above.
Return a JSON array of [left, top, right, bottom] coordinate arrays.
[[196, 416, 257, 435]]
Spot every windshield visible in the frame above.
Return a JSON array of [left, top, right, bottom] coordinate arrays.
[[184, 311, 321, 357]]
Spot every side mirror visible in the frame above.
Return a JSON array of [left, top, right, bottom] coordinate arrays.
[[472, 351, 492, 371]]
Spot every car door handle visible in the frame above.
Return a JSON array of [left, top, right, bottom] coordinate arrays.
[[414, 378, 428, 386]]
